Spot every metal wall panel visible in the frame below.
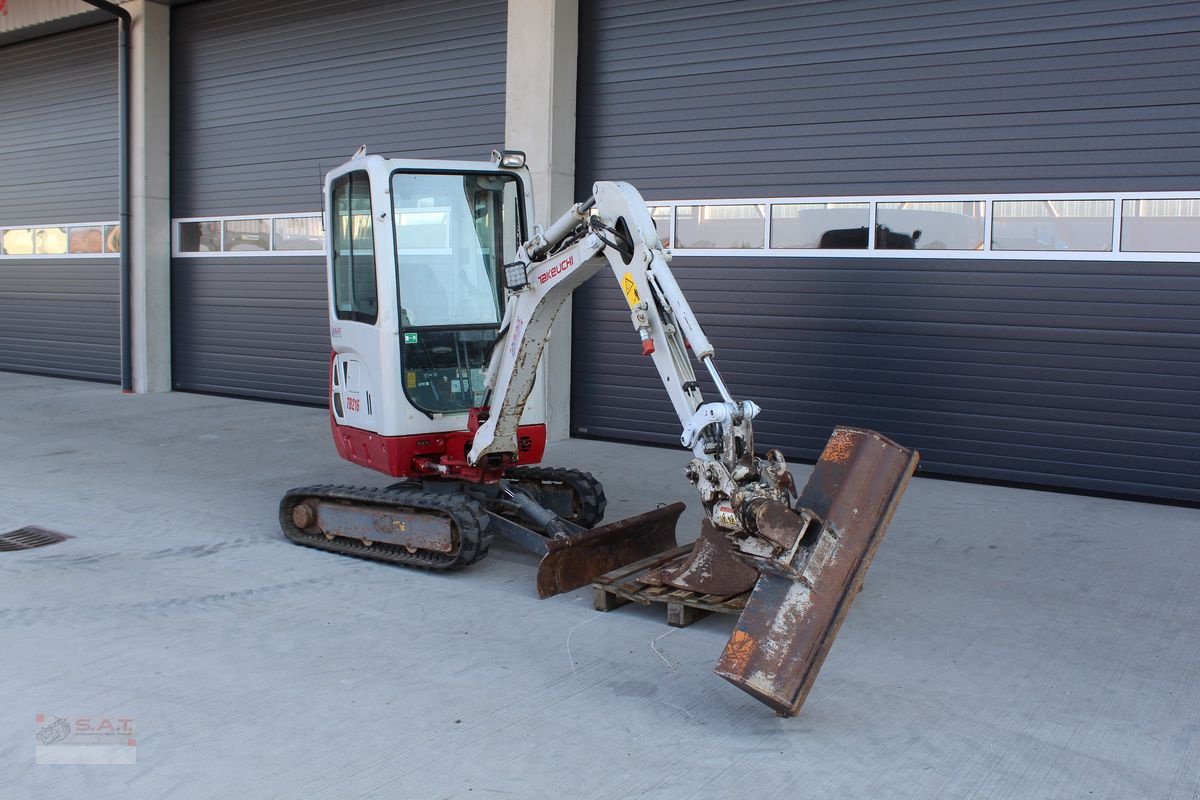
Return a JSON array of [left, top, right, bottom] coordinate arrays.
[[0, 261, 120, 381], [578, 0, 1200, 197], [0, 25, 119, 383], [171, 257, 328, 403], [573, 0, 1200, 502], [171, 0, 508, 401]]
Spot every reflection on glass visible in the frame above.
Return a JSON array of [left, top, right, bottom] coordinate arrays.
[[2, 229, 33, 255], [771, 203, 869, 248], [992, 200, 1113, 251], [390, 171, 519, 328], [648, 206, 670, 246], [676, 204, 765, 249], [875, 201, 984, 250], [331, 171, 377, 323], [34, 227, 68, 254], [224, 218, 269, 251], [68, 226, 104, 254], [178, 221, 220, 252], [1120, 199, 1200, 253], [273, 216, 323, 251], [395, 208, 451, 252], [105, 224, 121, 254]]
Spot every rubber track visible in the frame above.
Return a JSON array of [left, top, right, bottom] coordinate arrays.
[[504, 466, 608, 528], [280, 484, 490, 570]]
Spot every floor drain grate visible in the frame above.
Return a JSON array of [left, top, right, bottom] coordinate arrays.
[[0, 526, 73, 551]]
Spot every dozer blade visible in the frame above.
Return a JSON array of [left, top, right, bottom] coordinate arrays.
[[715, 427, 919, 717], [535, 502, 683, 599]]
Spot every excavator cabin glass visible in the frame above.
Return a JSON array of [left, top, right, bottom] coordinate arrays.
[[331, 171, 379, 324], [390, 170, 525, 415]]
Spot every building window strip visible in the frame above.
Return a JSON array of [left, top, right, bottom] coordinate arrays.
[[645, 191, 1200, 262], [169, 191, 1200, 262], [172, 212, 324, 256], [0, 221, 120, 259]]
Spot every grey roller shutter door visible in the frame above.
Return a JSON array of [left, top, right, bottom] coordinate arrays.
[[171, 0, 508, 403], [573, 0, 1200, 503], [0, 25, 119, 382]]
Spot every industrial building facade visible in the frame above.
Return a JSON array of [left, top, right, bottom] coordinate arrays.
[[1, 0, 1197, 503]]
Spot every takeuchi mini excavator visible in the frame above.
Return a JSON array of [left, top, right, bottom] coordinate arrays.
[[281, 149, 919, 716]]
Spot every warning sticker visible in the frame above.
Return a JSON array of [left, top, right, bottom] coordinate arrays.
[[621, 272, 641, 308], [406, 371, 417, 389]]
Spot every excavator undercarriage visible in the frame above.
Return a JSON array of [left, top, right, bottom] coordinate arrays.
[[282, 467, 682, 598]]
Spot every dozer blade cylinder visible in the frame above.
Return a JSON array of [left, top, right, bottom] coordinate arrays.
[[714, 427, 919, 716], [536, 502, 684, 598]]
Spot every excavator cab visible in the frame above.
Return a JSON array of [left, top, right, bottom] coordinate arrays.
[[320, 154, 548, 474]]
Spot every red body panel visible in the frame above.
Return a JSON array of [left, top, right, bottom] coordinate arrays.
[[330, 413, 547, 481]]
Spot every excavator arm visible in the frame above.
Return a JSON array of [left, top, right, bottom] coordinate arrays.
[[472, 179, 921, 716], [471, 180, 794, 557]]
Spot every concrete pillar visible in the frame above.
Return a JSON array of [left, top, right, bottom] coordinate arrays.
[[505, 0, 578, 441], [128, 0, 171, 392]]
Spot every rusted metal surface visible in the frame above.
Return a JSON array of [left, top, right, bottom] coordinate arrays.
[[714, 427, 919, 717], [535, 502, 683, 598], [644, 518, 759, 596], [592, 541, 752, 626], [315, 500, 456, 553], [291, 502, 316, 529]]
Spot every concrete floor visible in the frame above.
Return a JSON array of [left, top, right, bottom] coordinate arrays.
[[0, 372, 1197, 799]]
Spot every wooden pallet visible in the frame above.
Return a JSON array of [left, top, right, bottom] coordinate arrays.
[[591, 543, 751, 627]]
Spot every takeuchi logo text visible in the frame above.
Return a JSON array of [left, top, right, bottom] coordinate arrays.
[[536, 256, 574, 285]]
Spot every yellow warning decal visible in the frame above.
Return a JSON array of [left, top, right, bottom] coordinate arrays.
[[621, 272, 641, 308], [406, 371, 417, 389]]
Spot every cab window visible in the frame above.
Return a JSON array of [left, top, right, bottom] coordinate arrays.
[[330, 171, 378, 324], [390, 171, 523, 328]]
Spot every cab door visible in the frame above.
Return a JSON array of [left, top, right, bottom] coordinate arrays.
[[328, 169, 380, 432]]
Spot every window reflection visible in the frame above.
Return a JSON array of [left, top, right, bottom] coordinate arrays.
[[104, 224, 121, 253], [2, 229, 33, 255], [390, 171, 515, 328], [273, 216, 323, 251], [992, 200, 1113, 252], [178, 221, 221, 252], [68, 226, 104, 254], [34, 227, 68, 255], [771, 203, 869, 249], [224, 218, 269, 252], [332, 171, 378, 323], [1120, 199, 1200, 253], [648, 206, 670, 247], [874, 201, 984, 250], [395, 208, 451, 253], [676, 204, 764, 249]]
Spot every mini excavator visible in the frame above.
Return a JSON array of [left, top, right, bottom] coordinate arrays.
[[281, 149, 919, 716]]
